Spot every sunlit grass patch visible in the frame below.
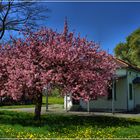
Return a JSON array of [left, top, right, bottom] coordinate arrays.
[[0, 110, 140, 138]]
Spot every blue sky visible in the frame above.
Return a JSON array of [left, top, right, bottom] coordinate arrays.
[[40, 2, 140, 54], [3, 2, 140, 55]]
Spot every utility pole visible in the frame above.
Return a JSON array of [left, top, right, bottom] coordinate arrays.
[[46, 88, 48, 112]]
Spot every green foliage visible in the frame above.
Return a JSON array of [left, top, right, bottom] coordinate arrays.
[[114, 28, 140, 67], [0, 110, 140, 138], [50, 88, 61, 97]]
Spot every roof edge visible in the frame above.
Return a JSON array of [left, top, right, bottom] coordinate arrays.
[[114, 57, 140, 72]]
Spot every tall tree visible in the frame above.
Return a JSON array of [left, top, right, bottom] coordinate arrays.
[[0, 22, 117, 119], [114, 28, 140, 67], [0, 0, 48, 40]]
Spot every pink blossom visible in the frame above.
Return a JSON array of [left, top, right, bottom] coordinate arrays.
[[0, 23, 117, 102]]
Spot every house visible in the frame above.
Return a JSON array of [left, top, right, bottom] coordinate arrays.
[[64, 58, 140, 112]]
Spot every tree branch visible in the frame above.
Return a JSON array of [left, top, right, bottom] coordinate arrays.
[[0, 1, 49, 40], [0, 1, 11, 40]]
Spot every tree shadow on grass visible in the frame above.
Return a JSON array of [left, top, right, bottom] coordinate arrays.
[[0, 110, 140, 129]]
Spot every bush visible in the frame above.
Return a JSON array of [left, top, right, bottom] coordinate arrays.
[[0, 96, 33, 106]]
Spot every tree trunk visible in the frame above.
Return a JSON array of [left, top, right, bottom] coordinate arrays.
[[34, 92, 42, 120]]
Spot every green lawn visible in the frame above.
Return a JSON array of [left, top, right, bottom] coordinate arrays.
[[0, 96, 64, 109], [43, 96, 64, 105], [0, 110, 140, 138]]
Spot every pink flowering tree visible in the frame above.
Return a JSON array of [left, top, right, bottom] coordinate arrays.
[[0, 21, 117, 119]]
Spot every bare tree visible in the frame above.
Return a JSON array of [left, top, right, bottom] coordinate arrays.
[[0, 0, 49, 40]]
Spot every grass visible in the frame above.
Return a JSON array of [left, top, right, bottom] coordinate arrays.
[[44, 96, 64, 105], [0, 110, 140, 138], [0, 96, 64, 109]]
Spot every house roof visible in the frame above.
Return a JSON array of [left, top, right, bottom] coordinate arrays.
[[114, 58, 140, 72]]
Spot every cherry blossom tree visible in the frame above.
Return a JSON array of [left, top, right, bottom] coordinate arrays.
[[0, 21, 117, 119]]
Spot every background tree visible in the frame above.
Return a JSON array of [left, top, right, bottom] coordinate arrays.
[[114, 28, 140, 67], [0, 22, 117, 120], [0, 0, 49, 40]]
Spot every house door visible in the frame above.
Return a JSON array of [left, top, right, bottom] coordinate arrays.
[[128, 83, 134, 110]]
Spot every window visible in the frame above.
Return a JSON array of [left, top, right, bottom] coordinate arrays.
[[72, 98, 79, 105], [107, 81, 116, 100], [107, 86, 112, 100], [129, 83, 133, 100]]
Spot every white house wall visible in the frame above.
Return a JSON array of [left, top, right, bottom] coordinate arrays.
[[115, 78, 127, 110], [116, 68, 127, 76], [127, 69, 140, 110], [80, 77, 128, 111], [80, 69, 128, 111], [66, 68, 140, 111], [128, 69, 140, 109]]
